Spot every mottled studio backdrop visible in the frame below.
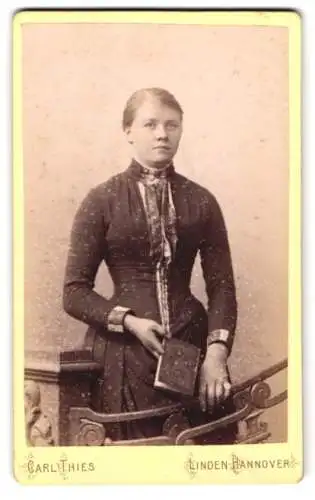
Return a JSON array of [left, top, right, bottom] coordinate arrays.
[[22, 23, 289, 440]]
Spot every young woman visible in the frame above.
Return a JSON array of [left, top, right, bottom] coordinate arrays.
[[63, 88, 238, 442]]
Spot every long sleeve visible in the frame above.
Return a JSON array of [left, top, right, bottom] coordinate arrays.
[[199, 193, 237, 355], [63, 186, 132, 332]]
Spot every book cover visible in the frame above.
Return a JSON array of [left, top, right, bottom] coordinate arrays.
[[154, 338, 201, 397]]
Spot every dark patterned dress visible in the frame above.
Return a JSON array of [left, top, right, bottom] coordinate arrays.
[[63, 159, 238, 442]]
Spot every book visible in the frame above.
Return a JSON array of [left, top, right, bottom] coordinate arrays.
[[154, 338, 201, 397]]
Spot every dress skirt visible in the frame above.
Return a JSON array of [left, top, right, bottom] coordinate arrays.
[[86, 302, 237, 444]]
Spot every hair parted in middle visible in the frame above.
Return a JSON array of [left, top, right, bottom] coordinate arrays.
[[122, 87, 184, 130]]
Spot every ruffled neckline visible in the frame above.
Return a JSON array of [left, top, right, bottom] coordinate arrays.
[[127, 158, 175, 182]]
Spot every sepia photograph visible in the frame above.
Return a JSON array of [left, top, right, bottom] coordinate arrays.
[[14, 10, 302, 484]]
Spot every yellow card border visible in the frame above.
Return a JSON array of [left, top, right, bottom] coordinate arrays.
[[13, 10, 302, 485]]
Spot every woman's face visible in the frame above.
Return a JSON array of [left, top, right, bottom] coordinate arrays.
[[125, 96, 183, 168]]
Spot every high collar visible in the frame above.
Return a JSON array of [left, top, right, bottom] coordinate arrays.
[[127, 158, 175, 182]]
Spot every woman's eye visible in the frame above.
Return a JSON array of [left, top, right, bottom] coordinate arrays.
[[166, 123, 179, 130], [143, 121, 179, 130]]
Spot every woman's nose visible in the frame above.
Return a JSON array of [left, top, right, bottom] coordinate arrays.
[[155, 124, 167, 138]]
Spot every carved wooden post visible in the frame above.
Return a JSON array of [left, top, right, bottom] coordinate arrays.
[[24, 379, 55, 446], [236, 410, 271, 444], [58, 350, 101, 445], [24, 348, 101, 446]]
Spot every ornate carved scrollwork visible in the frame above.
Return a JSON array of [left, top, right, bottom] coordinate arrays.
[[76, 419, 107, 445], [175, 362, 288, 445], [24, 380, 54, 446], [233, 389, 252, 411], [74, 418, 116, 445], [236, 410, 270, 444], [251, 381, 287, 409], [67, 359, 288, 446], [251, 381, 272, 408], [163, 411, 190, 438]]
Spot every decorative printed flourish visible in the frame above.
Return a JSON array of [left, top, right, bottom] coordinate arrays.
[[19, 452, 96, 481], [184, 451, 300, 479], [184, 453, 198, 479], [20, 453, 37, 480]]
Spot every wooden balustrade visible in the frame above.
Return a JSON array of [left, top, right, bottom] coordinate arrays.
[[25, 347, 288, 446], [24, 347, 102, 445]]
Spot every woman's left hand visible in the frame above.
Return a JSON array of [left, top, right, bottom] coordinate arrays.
[[199, 343, 232, 412]]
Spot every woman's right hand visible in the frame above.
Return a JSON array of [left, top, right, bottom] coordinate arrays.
[[123, 314, 166, 359]]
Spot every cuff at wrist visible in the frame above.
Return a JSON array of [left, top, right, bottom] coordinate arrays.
[[107, 305, 134, 333], [207, 329, 230, 349]]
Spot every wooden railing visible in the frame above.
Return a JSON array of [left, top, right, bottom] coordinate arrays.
[[24, 348, 287, 446]]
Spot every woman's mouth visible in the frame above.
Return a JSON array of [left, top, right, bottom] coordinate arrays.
[[154, 145, 170, 150]]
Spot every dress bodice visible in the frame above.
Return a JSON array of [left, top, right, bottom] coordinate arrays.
[[63, 162, 237, 351]]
